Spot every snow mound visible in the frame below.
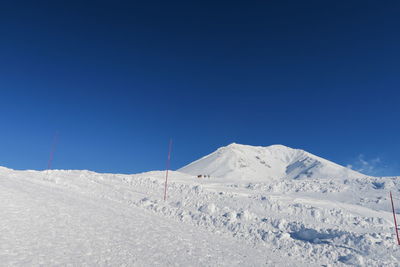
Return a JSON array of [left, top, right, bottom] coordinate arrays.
[[178, 143, 364, 180]]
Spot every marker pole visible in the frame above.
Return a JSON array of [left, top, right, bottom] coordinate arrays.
[[163, 139, 172, 201], [390, 191, 400, 245]]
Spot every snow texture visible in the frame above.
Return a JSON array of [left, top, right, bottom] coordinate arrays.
[[1, 143, 400, 266]]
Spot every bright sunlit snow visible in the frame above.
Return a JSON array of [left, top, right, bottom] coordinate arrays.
[[1, 144, 399, 266]]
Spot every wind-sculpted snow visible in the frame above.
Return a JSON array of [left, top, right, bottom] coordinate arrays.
[[1, 163, 400, 266]]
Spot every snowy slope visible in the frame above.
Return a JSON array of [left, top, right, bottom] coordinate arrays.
[[1, 143, 400, 266], [0, 167, 292, 266], [179, 143, 363, 180]]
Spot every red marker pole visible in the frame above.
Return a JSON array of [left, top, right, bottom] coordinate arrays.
[[390, 191, 400, 245], [163, 139, 173, 201]]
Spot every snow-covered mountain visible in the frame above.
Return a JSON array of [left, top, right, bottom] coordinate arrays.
[[179, 143, 364, 180], [2, 143, 400, 266]]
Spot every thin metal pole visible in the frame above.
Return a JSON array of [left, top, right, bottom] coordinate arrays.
[[163, 139, 172, 201], [390, 191, 400, 245]]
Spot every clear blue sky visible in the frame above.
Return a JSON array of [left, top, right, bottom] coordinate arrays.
[[0, 1, 399, 176]]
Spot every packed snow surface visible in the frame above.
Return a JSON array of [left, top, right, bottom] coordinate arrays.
[[1, 143, 400, 266]]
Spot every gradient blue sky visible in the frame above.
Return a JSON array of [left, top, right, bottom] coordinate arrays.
[[0, 1, 399, 176]]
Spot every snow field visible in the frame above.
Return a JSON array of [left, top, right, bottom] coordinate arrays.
[[1, 143, 400, 266], [0, 168, 299, 266]]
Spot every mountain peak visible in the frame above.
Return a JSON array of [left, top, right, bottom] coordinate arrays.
[[225, 143, 299, 150], [179, 143, 363, 180]]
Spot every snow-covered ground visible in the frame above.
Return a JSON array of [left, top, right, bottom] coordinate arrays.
[[1, 143, 400, 266]]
